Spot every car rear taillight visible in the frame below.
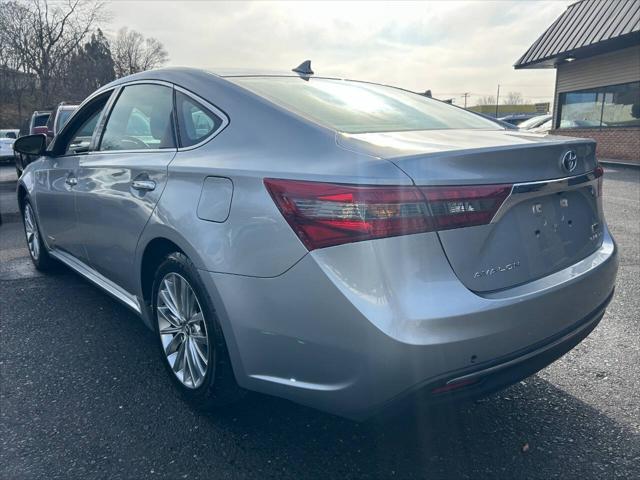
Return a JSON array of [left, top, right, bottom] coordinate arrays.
[[264, 179, 513, 251], [594, 165, 604, 197], [419, 184, 512, 230]]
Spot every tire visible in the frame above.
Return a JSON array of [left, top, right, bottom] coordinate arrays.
[[22, 199, 56, 272], [152, 252, 244, 410]]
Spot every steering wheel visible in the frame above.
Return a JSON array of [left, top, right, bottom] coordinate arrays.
[[119, 136, 149, 149]]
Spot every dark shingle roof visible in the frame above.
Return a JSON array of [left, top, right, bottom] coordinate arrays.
[[515, 0, 640, 69]]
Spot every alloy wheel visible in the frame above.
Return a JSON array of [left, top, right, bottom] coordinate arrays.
[[24, 204, 40, 260], [156, 273, 210, 389]]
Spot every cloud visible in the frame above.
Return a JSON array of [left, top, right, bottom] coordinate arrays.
[[107, 0, 572, 106]]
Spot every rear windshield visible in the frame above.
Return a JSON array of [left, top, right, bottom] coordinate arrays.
[[231, 77, 500, 134], [34, 114, 49, 127]]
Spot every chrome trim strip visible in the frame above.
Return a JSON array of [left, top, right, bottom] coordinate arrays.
[[49, 249, 141, 314], [85, 148, 175, 156], [445, 305, 604, 386], [491, 170, 600, 223]]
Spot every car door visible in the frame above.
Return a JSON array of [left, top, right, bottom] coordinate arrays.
[[33, 94, 111, 260], [74, 82, 177, 294]]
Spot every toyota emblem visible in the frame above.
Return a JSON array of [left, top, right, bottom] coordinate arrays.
[[562, 150, 578, 173]]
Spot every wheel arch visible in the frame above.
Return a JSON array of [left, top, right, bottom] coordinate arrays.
[[136, 228, 247, 384], [139, 237, 185, 311], [17, 183, 28, 212]]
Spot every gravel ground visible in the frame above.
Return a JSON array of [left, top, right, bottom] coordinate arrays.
[[1, 165, 639, 479]]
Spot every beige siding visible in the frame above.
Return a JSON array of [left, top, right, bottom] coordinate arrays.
[[553, 46, 640, 127], [556, 45, 640, 92]]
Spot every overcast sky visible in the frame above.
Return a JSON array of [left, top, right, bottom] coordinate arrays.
[[107, 0, 572, 107]]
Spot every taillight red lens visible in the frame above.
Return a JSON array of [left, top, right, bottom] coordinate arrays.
[[264, 179, 431, 250], [264, 179, 512, 251], [420, 184, 512, 230]]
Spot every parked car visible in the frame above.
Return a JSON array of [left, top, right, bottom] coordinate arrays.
[[498, 113, 539, 126], [0, 129, 19, 160], [14, 67, 618, 420], [14, 105, 78, 176], [45, 103, 79, 144], [518, 114, 552, 130], [471, 112, 519, 129], [29, 110, 51, 135], [529, 118, 553, 134]]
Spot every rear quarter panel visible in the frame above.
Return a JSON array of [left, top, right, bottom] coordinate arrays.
[[139, 82, 413, 279]]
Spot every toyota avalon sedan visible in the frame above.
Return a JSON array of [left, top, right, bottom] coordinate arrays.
[[14, 65, 618, 420]]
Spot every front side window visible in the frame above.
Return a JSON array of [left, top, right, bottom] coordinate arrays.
[[56, 109, 75, 134], [100, 84, 175, 151], [558, 81, 640, 128], [66, 108, 105, 155], [175, 91, 222, 147], [231, 77, 499, 133]]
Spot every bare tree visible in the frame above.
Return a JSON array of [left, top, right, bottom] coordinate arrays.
[[112, 27, 168, 77], [0, 0, 106, 106], [477, 95, 496, 105], [0, 2, 36, 125], [504, 91, 524, 105]]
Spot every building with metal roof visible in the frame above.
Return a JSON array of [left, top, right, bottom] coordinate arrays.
[[515, 0, 639, 163]]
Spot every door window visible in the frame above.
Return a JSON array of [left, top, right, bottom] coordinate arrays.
[[175, 91, 222, 148], [100, 84, 175, 151], [66, 107, 104, 155], [58, 92, 112, 156]]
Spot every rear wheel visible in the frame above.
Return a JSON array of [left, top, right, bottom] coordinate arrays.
[[22, 199, 56, 271], [152, 252, 243, 409]]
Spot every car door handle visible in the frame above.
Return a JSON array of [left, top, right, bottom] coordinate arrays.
[[131, 179, 156, 191], [65, 175, 78, 187]]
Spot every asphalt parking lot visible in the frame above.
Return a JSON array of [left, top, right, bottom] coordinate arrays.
[[1, 163, 638, 479]]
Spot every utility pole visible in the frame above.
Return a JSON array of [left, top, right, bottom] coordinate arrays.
[[462, 92, 470, 109], [495, 84, 501, 117]]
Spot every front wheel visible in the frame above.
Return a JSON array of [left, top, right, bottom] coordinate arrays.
[[152, 252, 243, 409]]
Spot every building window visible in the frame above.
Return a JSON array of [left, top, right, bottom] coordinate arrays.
[[558, 81, 640, 128]]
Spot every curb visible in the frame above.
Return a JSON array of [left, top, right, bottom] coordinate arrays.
[[599, 160, 640, 169]]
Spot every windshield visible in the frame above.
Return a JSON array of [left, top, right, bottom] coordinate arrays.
[[518, 115, 550, 129], [231, 77, 501, 134]]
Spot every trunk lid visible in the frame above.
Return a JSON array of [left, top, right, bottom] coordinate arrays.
[[337, 129, 604, 292]]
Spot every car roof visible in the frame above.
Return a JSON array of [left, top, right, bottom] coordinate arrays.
[[97, 66, 382, 95]]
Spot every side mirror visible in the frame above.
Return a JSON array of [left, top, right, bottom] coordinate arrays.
[[13, 134, 48, 156]]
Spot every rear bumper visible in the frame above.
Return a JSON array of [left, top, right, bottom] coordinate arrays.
[[378, 289, 612, 417], [201, 227, 618, 420]]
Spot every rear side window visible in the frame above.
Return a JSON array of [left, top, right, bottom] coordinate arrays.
[[175, 91, 222, 148], [100, 84, 175, 151]]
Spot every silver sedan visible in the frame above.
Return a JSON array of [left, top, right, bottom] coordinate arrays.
[[14, 66, 618, 420]]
